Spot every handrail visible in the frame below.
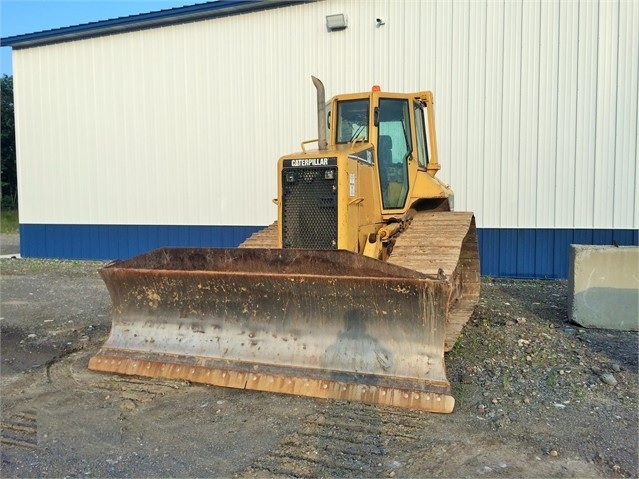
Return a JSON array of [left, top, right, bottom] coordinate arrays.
[[300, 138, 319, 154]]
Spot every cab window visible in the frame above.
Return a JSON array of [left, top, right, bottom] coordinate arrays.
[[336, 99, 369, 143], [413, 101, 429, 168]]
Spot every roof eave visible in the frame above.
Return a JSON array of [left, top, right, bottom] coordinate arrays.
[[1, 0, 316, 49]]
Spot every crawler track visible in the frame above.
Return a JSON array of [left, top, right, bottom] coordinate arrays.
[[387, 211, 480, 350], [238, 222, 278, 248]]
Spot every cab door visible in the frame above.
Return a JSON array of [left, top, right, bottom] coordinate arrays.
[[376, 98, 412, 210]]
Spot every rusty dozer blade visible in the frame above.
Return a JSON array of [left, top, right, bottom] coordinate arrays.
[[89, 248, 456, 413]]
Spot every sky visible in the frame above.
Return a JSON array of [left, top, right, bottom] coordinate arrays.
[[1, 0, 209, 75]]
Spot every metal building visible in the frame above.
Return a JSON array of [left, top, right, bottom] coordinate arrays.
[[2, 0, 637, 278]]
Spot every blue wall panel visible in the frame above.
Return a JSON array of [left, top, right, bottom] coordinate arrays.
[[20, 224, 264, 261], [533, 230, 555, 278], [19, 224, 639, 279], [516, 230, 536, 278], [477, 229, 500, 276], [498, 230, 518, 277], [478, 228, 639, 279], [552, 230, 572, 278]]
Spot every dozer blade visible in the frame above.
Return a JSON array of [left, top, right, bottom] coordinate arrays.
[[89, 248, 456, 413]]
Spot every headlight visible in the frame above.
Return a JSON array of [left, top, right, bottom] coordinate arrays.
[[285, 172, 296, 183], [324, 169, 335, 180]]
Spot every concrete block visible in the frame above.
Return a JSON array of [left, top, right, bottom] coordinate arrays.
[[568, 245, 639, 331]]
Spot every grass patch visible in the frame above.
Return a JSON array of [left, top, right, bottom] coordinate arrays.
[[1, 208, 19, 233]]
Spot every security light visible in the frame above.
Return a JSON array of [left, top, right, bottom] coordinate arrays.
[[326, 13, 347, 31]]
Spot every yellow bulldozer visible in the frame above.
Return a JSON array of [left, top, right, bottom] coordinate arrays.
[[89, 77, 479, 414]]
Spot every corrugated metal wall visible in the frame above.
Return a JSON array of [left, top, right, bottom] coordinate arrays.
[[12, 0, 639, 273]]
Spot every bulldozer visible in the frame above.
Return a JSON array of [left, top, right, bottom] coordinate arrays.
[[88, 77, 479, 414]]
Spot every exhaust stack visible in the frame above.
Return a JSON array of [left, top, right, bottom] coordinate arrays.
[[311, 76, 328, 150]]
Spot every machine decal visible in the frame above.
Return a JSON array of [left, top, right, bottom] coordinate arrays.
[[284, 157, 337, 167]]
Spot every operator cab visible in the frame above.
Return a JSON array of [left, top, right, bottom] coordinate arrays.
[[334, 94, 414, 210]]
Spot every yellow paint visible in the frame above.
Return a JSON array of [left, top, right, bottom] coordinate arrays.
[[277, 88, 454, 258]]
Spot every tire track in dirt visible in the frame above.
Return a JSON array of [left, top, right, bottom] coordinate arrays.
[[238, 402, 428, 478], [44, 349, 192, 411], [0, 412, 38, 450]]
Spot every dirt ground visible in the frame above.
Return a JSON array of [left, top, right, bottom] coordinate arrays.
[[1, 235, 637, 478]]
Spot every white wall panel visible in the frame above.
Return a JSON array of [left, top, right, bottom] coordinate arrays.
[[12, 0, 638, 230], [500, 0, 523, 227], [594, 1, 618, 228], [519, 0, 541, 227], [448, 1, 470, 208], [574, 1, 599, 229], [481, 1, 505, 226], [465, 0, 486, 221], [554, 1, 579, 228], [536, 0, 560, 227], [613, 0, 638, 228]]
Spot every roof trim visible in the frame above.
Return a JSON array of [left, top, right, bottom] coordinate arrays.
[[1, 0, 316, 48]]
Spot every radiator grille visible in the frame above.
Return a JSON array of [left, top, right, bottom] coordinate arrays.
[[282, 167, 337, 249]]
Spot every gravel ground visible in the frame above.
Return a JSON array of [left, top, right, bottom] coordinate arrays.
[[1, 237, 637, 478], [0, 233, 19, 256]]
